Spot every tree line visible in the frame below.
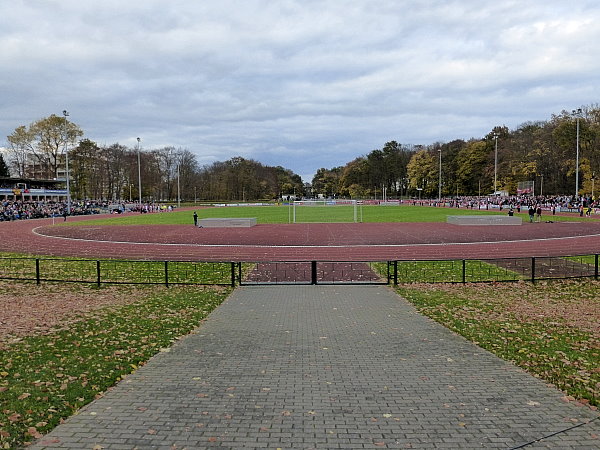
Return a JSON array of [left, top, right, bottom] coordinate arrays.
[[311, 105, 600, 199], [4, 114, 305, 202], [5, 104, 600, 201]]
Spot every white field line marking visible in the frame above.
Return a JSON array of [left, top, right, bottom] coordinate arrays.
[[31, 226, 600, 249]]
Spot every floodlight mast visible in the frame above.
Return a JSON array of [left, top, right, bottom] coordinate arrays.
[[137, 137, 142, 211], [492, 132, 499, 195], [62, 110, 71, 215], [572, 108, 582, 199], [438, 149, 442, 201]]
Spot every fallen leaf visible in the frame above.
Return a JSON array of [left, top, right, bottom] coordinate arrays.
[[27, 427, 42, 439]]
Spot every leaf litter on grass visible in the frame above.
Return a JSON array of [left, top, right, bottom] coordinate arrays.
[[0, 282, 229, 449], [398, 279, 600, 407]]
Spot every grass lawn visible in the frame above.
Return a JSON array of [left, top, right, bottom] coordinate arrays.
[[64, 204, 595, 226], [0, 254, 234, 286], [0, 282, 230, 449], [375, 260, 525, 283], [396, 279, 600, 407]]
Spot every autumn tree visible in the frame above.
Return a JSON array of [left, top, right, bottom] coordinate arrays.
[[6, 114, 84, 179], [312, 167, 343, 198], [70, 139, 101, 199], [6, 126, 34, 177], [406, 149, 437, 197], [0, 153, 10, 177]]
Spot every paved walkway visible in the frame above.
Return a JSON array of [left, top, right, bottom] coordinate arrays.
[[33, 286, 599, 449]]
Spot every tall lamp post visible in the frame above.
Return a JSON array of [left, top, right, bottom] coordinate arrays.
[[572, 108, 582, 199], [177, 161, 181, 208], [438, 149, 442, 202], [137, 137, 142, 211], [492, 132, 499, 195], [62, 110, 71, 215]]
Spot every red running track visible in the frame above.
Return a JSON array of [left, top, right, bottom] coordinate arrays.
[[1, 213, 600, 261]]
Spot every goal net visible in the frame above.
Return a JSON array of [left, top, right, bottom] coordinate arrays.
[[292, 200, 359, 223], [517, 180, 535, 195]]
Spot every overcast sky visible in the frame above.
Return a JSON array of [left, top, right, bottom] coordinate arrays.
[[1, 1, 599, 181]]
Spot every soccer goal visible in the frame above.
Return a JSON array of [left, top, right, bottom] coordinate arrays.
[[292, 200, 359, 223]]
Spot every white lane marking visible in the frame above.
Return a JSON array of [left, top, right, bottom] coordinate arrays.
[[31, 226, 600, 249]]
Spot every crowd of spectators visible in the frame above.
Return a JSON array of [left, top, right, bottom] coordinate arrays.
[[0, 200, 177, 221], [0, 200, 106, 221], [413, 194, 597, 213]]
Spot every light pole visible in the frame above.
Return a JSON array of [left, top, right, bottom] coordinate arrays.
[[492, 132, 499, 195], [62, 110, 71, 215], [438, 149, 442, 202], [177, 161, 181, 208], [137, 137, 142, 211], [539, 175, 544, 197], [573, 109, 582, 199]]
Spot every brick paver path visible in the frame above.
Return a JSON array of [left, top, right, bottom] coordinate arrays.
[[33, 286, 599, 449]]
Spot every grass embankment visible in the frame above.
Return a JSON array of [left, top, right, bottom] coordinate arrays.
[[0, 282, 230, 449], [64, 204, 595, 226], [396, 280, 600, 407]]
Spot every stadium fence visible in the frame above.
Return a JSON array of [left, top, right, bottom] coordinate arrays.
[[0, 254, 598, 287]]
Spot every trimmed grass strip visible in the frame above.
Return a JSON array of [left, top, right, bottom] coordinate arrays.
[[0, 284, 230, 448]]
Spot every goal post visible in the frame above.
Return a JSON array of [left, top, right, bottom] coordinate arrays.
[[292, 200, 359, 223], [517, 180, 535, 195]]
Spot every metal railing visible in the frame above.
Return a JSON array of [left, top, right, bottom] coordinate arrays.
[[237, 261, 388, 285], [0, 255, 598, 287], [0, 257, 235, 287]]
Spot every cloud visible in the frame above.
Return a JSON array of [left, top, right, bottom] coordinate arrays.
[[1, 0, 599, 182]]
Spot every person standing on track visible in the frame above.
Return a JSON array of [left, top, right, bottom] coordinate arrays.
[[528, 206, 535, 223], [193, 211, 198, 227]]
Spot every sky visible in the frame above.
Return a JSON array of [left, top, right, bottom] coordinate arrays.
[[1, 1, 599, 182]]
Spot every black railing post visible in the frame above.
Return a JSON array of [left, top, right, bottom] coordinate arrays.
[[595, 254, 599, 280], [311, 261, 317, 285], [165, 261, 169, 287], [231, 262, 236, 287], [531, 257, 536, 283], [462, 260, 466, 284], [393, 260, 398, 286], [36, 258, 40, 285], [96, 260, 101, 287]]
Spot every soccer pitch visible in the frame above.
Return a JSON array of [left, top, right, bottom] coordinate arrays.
[[71, 204, 519, 226]]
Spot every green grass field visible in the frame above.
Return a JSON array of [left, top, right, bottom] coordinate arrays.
[[66, 204, 593, 226]]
